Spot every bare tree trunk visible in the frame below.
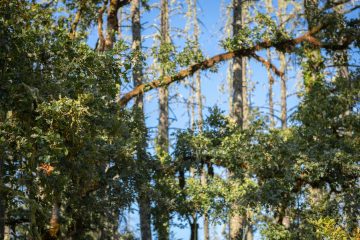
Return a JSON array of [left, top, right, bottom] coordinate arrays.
[[132, 0, 143, 109], [193, 2, 203, 132], [279, 52, 287, 129], [231, 0, 244, 126], [190, 78, 195, 129], [277, 0, 287, 129], [158, 0, 170, 155], [241, 2, 248, 128], [192, 1, 208, 238], [230, 0, 245, 238], [228, 61, 233, 115], [242, 57, 248, 128], [131, 1, 152, 239], [266, 49, 275, 128]]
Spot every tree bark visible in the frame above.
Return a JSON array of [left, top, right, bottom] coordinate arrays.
[[278, 0, 287, 129], [190, 219, 199, 240], [96, 1, 107, 52], [131, 1, 152, 239], [303, 0, 322, 92], [158, 0, 170, 155], [69, 2, 83, 39], [279, 52, 287, 129], [105, 0, 120, 50], [231, 0, 243, 127], [266, 49, 275, 128], [230, 0, 245, 238], [192, 0, 208, 238], [155, 0, 170, 239], [49, 202, 60, 238]]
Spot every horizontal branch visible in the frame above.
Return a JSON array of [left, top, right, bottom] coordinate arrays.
[[251, 53, 284, 77], [118, 24, 326, 107]]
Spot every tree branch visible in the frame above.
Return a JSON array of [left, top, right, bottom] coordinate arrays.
[[118, 23, 349, 107], [70, 7, 82, 39], [251, 53, 284, 77], [96, 1, 107, 52]]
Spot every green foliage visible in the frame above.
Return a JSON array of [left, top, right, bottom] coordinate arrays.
[[152, 42, 177, 75], [221, 13, 290, 52], [309, 217, 348, 240], [260, 223, 291, 240], [0, 1, 135, 238], [0, 0, 359, 239], [176, 40, 204, 67]]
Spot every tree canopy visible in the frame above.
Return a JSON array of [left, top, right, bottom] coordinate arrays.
[[0, 0, 359, 239]]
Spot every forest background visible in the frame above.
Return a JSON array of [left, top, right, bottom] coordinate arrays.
[[0, 0, 359, 239]]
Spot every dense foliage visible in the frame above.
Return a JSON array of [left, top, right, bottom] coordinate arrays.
[[0, 0, 359, 239]]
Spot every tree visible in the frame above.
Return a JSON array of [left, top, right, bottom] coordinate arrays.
[[131, 0, 153, 239], [1, 0, 359, 239]]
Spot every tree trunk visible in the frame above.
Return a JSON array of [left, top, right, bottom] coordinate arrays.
[[138, 191, 152, 240], [231, 0, 243, 127], [105, 0, 120, 50], [230, 213, 244, 240], [230, 0, 245, 238], [49, 202, 60, 238], [242, 57, 248, 128], [201, 170, 209, 240], [131, 1, 152, 239], [279, 52, 287, 129], [158, 0, 170, 155], [266, 49, 275, 128], [131, 0, 143, 108], [96, 1, 107, 52], [70, 4, 82, 39], [155, 0, 171, 239], [333, 5, 349, 81], [192, 1, 208, 238], [190, 219, 199, 240], [277, 0, 287, 129], [303, 0, 322, 92]]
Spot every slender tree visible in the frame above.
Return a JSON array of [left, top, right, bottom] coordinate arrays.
[[278, 0, 288, 129], [266, 49, 275, 128], [191, 0, 208, 239], [158, 0, 170, 155], [155, 0, 171, 239], [231, 0, 244, 127], [131, 0, 153, 239], [230, 0, 245, 239]]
